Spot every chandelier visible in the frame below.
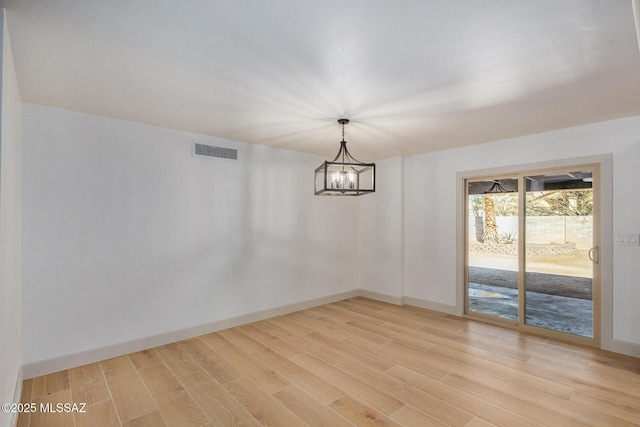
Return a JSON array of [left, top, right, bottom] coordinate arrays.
[[484, 180, 515, 194], [314, 119, 376, 196]]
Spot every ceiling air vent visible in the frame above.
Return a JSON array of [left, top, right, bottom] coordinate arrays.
[[193, 141, 237, 160]]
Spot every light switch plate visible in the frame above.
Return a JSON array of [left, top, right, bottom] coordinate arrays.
[[616, 234, 640, 246]]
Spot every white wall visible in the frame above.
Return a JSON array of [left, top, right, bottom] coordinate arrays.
[[358, 157, 403, 300], [404, 150, 456, 308], [0, 9, 22, 427], [612, 140, 640, 346], [21, 104, 359, 368], [403, 116, 640, 350]]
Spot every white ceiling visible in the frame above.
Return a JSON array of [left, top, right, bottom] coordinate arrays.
[[2, 0, 640, 160]]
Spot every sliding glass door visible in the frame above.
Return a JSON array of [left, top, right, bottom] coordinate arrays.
[[523, 170, 596, 338], [465, 166, 599, 344]]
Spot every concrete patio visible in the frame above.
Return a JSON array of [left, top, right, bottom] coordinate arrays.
[[468, 267, 593, 338]]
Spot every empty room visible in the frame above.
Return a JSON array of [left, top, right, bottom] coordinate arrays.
[[1, 1, 639, 426]]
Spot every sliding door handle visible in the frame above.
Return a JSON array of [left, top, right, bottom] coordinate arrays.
[[588, 246, 599, 264]]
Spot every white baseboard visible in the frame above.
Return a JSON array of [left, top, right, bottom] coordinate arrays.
[[358, 289, 404, 305], [22, 290, 359, 379], [10, 367, 22, 427], [603, 338, 640, 358], [402, 296, 457, 314], [21, 289, 637, 379]]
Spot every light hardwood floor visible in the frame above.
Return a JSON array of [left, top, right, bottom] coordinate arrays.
[[16, 297, 640, 426]]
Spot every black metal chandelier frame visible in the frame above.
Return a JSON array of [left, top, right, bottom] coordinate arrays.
[[314, 119, 376, 196]]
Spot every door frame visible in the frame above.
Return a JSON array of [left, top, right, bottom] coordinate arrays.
[[457, 155, 611, 348]]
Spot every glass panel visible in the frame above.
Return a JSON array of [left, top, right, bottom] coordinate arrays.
[[467, 179, 519, 320], [524, 171, 593, 337]]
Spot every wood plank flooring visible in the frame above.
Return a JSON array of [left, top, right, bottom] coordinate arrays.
[[16, 297, 640, 426]]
